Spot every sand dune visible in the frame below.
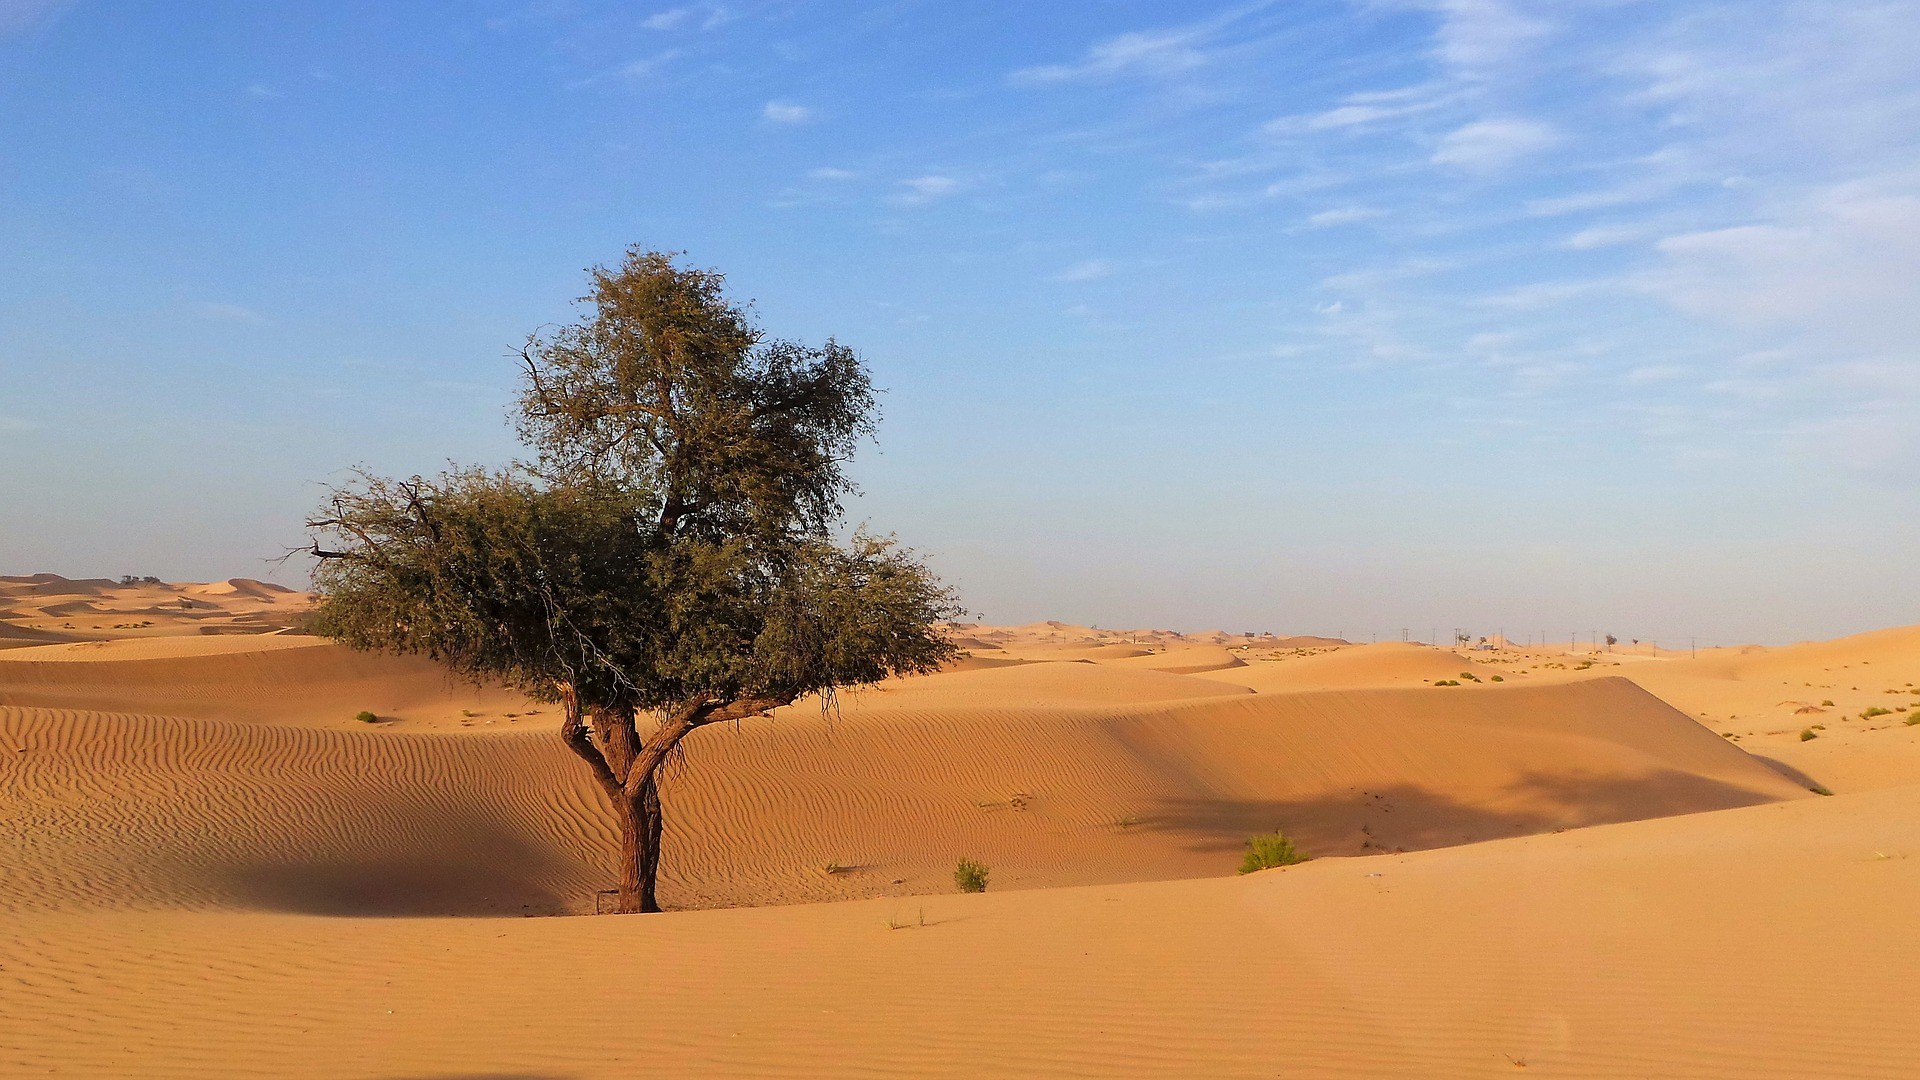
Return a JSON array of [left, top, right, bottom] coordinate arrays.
[[6, 591, 1917, 1076], [1, 667, 1803, 918], [0, 573, 309, 647], [3, 780, 1914, 1078], [0, 637, 533, 729]]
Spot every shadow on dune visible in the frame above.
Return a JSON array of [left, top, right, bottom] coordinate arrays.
[[1142, 768, 1797, 858], [201, 796, 592, 918], [1750, 754, 1827, 791]]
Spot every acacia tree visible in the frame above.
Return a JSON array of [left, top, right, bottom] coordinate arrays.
[[305, 248, 959, 913]]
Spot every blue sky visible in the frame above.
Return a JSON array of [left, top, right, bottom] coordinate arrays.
[[2, 0, 1916, 644]]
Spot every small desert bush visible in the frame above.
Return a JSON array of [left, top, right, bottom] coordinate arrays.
[[1800, 728, 1817, 741], [1238, 831, 1309, 874], [953, 858, 990, 893], [1906, 715, 1920, 726], [1862, 707, 1892, 719], [1822, 699, 1835, 707], [354, 710, 379, 724], [1490, 674, 1504, 682]]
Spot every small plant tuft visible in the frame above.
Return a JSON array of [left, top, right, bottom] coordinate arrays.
[[1861, 707, 1891, 719], [1489, 674, 1504, 682], [354, 710, 379, 724], [1237, 830, 1309, 874], [1799, 728, 1817, 741], [953, 858, 990, 893], [1822, 699, 1835, 707]]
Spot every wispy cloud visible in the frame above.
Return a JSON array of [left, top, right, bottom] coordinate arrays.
[[643, 7, 692, 30], [762, 100, 813, 124], [807, 166, 857, 181], [890, 174, 963, 206], [193, 301, 272, 326], [0, 0, 67, 37], [1426, 0, 1552, 77], [1053, 259, 1115, 283], [1269, 84, 1449, 134], [1306, 206, 1384, 228], [1010, 28, 1210, 85], [1008, 2, 1280, 86], [1430, 116, 1559, 171]]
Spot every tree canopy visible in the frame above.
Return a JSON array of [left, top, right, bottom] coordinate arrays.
[[306, 247, 960, 912]]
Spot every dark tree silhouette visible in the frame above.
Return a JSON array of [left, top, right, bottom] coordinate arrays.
[[305, 248, 959, 913]]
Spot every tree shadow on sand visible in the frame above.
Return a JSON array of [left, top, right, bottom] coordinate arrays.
[[198, 794, 592, 917]]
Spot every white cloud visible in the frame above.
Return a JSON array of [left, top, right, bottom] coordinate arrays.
[[643, 7, 691, 30], [1054, 259, 1115, 283], [1306, 207, 1383, 228], [1428, 0, 1551, 76], [890, 175, 963, 206], [762, 100, 813, 124], [1010, 26, 1210, 85], [1431, 117, 1559, 172], [1648, 183, 1920, 354], [1268, 84, 1449, 134], [1565, 224, 1645, 250], [617, 50, 681, 79], [807, 166, 857, 181]]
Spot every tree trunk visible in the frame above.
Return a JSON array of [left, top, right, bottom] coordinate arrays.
[[614, 772, 666, 914]]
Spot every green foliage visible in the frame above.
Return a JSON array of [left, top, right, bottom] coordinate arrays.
[[354, 710, 378, 724], [1905, 714, 1920, 726], [953, 858, 990, 893], [1489, 674, 1504, 682], [1822, 699, 1835, 707], [1861, 707, 1892, 719], [306, 248, 961, 715], [1238, 831, 1309, 874], [1800, 728, 1818, 741]]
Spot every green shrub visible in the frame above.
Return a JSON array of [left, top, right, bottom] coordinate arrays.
[[1822, 699, 1835, 707], [1237, 831, 1309, 874], [1489, 674, 1504, 682], [1861, 707, 1891, 719], [1799, 728, 1817, 741], [354, 710, 379, 724], [953, 858, 989, 893], [1905, 715, 1920, 726]]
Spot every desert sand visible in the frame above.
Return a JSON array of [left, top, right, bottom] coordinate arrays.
[[4, 577, 1919, 1076]]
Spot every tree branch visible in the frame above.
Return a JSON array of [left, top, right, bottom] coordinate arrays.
[[557, 684, 622, 799]]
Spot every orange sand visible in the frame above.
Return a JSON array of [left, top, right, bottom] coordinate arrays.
[[3, 578, 1918, 1076]]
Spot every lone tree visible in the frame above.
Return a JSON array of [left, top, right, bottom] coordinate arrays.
[[305, 248, 960, 913]]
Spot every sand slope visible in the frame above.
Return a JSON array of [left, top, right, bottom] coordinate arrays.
[[1, 674, 1803, 917], [3, 783, 1914, 1078]]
